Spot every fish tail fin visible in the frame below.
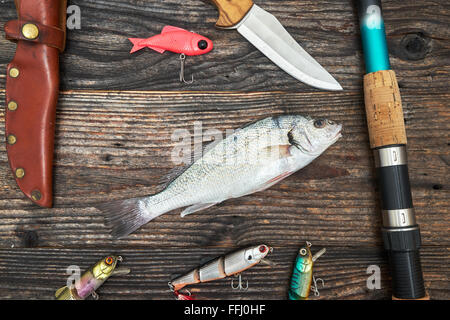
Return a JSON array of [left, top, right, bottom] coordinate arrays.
[[96, 197, 161, 238], [129, 38, 146, 53], [55, 286, 74, 300]]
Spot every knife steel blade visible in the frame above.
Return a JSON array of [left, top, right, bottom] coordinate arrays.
[[209, 1, 342, 91]]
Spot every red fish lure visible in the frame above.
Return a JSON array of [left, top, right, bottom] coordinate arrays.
[[129, 26, 213, 56]]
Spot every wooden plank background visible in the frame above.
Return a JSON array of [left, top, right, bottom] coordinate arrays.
[[0, 0, 448, 300]]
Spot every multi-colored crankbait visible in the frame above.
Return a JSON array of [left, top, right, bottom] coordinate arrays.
[[168, 245, 273, 299], [55, 255, 130, 300], [288, 242, 326, 300]]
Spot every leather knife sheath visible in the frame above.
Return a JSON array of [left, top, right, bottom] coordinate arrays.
[[4, 0, 67, 207]]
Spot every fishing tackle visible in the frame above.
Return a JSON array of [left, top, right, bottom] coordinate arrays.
[[129, 26, 213, 84], [288, 242, 326, 300], [231, 274, 248, 291], [55, 255, 130, 300], [179, 53, 194, 84], [356, 0, 427, 300], [168, 245, 273, 299]]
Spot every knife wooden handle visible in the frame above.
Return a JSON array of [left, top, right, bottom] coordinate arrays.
[[209, 0, 253, 28]]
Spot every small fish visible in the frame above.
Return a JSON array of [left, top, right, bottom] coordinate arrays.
[[129, 26, 213, 55], [55, 255, 130, 300], [288, 242, 326, 300], [168, 244, 273, 299], [97, 115, 342, 238]]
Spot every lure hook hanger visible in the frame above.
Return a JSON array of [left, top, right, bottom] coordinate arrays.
[[231, 274, 248, 291], [179, 53, 194, 84]]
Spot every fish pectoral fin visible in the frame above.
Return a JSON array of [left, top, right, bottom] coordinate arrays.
[[161, 25, 188, 34], [147, 46, 166, 54], [242, 171, 294, 197], [261, 145, 293, 159], [112, 267, 131, 276], [180, 203, 218, 217]]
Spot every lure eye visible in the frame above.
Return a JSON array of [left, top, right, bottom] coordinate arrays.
[[259, 245, 267, 253], [314, 119, 326, 129], [198, 40, 208, 50], [105, 257, 114, 265], [299, 248, 307, 256], [247, 255, 253, 260]]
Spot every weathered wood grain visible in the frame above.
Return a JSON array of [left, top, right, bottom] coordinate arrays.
[[0, 0, 448, 300], [0, 90, 448, 249], [0, 246, 447, 300], [0, 0, 448, 92]]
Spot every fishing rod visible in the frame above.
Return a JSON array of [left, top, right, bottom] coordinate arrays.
[[356, 0, 427, 299]]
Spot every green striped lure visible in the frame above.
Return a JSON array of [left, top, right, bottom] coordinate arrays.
[[288, 242, 326, 300]]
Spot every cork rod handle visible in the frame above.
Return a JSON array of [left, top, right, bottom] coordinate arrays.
[[363, 70, 407, 149]]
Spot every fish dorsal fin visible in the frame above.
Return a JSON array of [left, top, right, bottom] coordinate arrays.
[[161, 25, 188, 34]]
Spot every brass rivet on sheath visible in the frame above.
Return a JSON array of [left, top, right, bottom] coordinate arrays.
[[8, 101, 18, 111], [22, 23, 39, 40], [15, 168, 25, 179], [31, 190, 42, 201], [9, 68, 19, 78], [7, 134, 17, 145]]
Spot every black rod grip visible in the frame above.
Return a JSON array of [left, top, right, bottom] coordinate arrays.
[[377, 165, 413, 210], [382, 227, 426, 298], [374, 146, 427, 299]]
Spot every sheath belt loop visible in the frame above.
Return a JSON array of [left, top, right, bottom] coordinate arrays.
[[5, 19, 66, 53]]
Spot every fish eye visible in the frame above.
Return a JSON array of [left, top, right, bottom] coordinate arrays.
[[198, 40, 208, 50], [314, 119, 326, 129], [259, 245, 267, 253], [299, 248, 307, 256], [105, 257, 114, 265]]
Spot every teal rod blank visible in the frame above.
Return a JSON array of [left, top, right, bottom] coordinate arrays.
[[358, 0, 391, 73]]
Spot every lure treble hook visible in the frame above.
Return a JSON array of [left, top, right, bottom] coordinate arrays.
[[311, 275, 325, 297], [231, 274, 248, 291], [179, 53, 194, 84]]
